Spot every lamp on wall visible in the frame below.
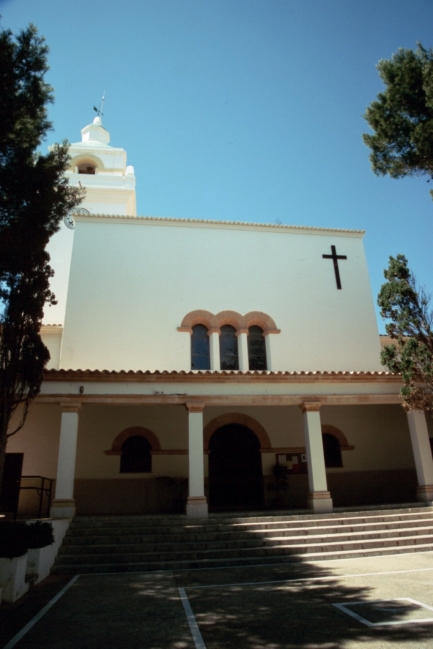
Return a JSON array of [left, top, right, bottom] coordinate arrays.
[[79, 386, 84, 394]]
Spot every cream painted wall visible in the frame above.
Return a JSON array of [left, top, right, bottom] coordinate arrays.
[[321, 405, 415, 471], [6, 405, 61, 477], [6, 403, 409, 481], [40, 327, 62, 369], [74, 404, 188, 479], [43, 225, 75, 326], [60, 218, 382, 372], [6, 402, 414, 494]]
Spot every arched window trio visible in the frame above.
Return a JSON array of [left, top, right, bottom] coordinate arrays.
[[180, 310, 280, 371], [192, 323, 267, 371]]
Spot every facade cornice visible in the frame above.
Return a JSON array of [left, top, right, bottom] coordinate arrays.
[[41, 325, 63, 334], [34, 393, 403, 407], [73, 213, 365, 237], [43, 368, 400, 384]]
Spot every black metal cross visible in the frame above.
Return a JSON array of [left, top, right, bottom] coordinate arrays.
[[322, 245, 347, 290]]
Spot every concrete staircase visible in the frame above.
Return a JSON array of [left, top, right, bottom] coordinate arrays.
[[52, 505, 433, 574]]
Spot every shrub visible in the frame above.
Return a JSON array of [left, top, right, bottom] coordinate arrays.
[[25, 521, 54, 549], [0, 520, 54, 558], [0, 521, 28, 558]]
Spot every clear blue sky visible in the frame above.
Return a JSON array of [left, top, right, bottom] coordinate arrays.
[[2, 0, 433, 332]]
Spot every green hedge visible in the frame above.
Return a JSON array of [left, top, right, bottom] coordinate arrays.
[[0, 521, 54, 558]]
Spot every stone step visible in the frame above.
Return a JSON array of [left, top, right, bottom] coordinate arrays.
[[52, 541, 433, 575], [58, 524, 433, 555], [61, 520, 433, 546], [56, 532, 433, 565], [72, 505, 429, 520], [69, 508, 433, 530], [52, 506, 433, 575], [66, 512, 433, 539]]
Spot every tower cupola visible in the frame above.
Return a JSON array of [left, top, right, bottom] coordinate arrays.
[[81, 116, 110, 145], [61, 115, 137, 216]]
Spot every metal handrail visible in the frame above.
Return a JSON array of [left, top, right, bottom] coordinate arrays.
[[19, 476, 54, 518]]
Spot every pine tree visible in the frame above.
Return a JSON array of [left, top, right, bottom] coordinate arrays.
[[363, 43, 433, 199], [0, 24, 83, 490], [378, 255, 433, 413]]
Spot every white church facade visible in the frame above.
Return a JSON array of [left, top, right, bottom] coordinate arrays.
[[6, 117, 433, 519]]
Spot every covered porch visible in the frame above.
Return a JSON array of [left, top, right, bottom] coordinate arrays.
[[6, 369, 433, 519]]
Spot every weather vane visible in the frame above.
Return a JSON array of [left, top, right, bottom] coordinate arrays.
[[93, 92, 105, 118]]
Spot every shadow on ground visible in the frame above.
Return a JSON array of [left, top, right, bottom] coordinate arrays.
[[1, 515, 433, 648]]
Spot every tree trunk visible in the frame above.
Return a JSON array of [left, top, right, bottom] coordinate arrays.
[[0, 411, 12, 497]]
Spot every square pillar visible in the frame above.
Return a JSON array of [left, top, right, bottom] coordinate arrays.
[[236, 329, 249, 371], [50, 403, 81, 519], [301, 401, 333, 513], [209, 329, 220, 371], [185, 402, 208, 518], [407, 410, 433, 503]]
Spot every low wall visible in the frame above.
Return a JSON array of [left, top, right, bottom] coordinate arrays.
[[73, 470, 418, 514], [0, 519, 70, 603], [26, 519, 70, 585], [327, 469, 418, 507], [74, 477, 188, 515], [263, 469, 418, 509]]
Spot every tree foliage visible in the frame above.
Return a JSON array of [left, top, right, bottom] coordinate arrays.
[[363, 43, 433, 199], [0, 24, 83, 489], [378, 255, 433, 413]]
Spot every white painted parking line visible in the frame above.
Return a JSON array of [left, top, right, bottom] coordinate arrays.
[[333, 598, 433, 627], [3, 575, 80, 649], [185, 567, 433, 590], [178, 587, 207, 649]]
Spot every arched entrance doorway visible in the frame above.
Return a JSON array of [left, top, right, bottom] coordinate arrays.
[[208, 424, 264, 511]]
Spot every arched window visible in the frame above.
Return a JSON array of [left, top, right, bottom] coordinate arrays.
[[322, 433, 343, 468], [191, 324, 210, 370], [247, 326, 267, 370], [120, 436, 152, 473], [219, 325, 239, 370], [78, 163, 96, 175]]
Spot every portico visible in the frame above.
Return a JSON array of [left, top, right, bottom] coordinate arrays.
[[7, 368, 428, 520]]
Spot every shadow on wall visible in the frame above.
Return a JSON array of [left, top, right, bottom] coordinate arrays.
[[327, 469, 418, 507], [262, 470, 418, 510], [74, 478, 188, 515], [69, 469, 418, 517]]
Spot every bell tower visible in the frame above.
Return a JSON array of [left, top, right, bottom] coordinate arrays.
[[65, 116, 136, 216], [43, 116, 137, 326]]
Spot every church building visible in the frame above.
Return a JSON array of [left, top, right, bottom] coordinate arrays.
[[6, 116, 433, 519]]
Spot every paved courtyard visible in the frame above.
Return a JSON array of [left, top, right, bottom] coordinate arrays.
[[2, 552, 433, 648]]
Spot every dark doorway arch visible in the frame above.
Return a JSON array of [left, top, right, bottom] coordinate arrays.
[[208, 424, 264, 510], [322, 433, 343, 468]]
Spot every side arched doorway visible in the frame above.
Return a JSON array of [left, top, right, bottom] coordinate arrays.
[[208, 424, 264, 511]]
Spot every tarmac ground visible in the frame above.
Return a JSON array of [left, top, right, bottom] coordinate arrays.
[[1, 551, 433, 648]]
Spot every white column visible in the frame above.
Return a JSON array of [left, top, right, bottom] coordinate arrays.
[[407, 410, 433, 503], [301, 401, 333, 513], [264, 332, 273, 371], [236, 329, 249, 371], [209, 329, 220, 371], [185, 402, 208, 518], [50, 404, 81, 519]]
